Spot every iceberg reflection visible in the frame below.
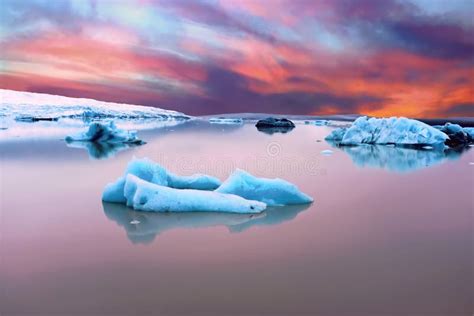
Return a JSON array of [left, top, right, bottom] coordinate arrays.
[[102, 202, 311, 244], [329, 142, 469, 172], [66, 141, 141, 159]]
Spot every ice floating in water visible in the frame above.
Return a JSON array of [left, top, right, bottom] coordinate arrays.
[[102, 158, 222, 203], [326, 116, 448, 147], [321, 149, 333, 155], [65, 121, 144, 144], [103, 158, 312, 213], [124, 174, 266, 213], [216, 169, 313, 206], [433, 123, 473, 147], [314, 120, 329, 126], [209, 117, 243, 124]]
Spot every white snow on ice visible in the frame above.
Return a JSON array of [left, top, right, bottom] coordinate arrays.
[[1, 89, 189, 120]]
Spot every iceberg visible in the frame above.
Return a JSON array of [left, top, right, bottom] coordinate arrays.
[[123, 174, 266, 213], [216, 169, 313, 206], [102, 158, 222, 203], [314, 120, 329, 126], [209, 117, 243, 124], [65, 121, 144, 144], [325, 116, 448, 147], [433, 123, 473, 147]]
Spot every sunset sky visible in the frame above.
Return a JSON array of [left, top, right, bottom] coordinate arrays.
[[1, 0, 473, 117]]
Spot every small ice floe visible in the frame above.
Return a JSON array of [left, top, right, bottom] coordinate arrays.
[[15, 115, 59, 122], [321, 149, 333, 155], [102, 158, 222, 203], [326, 116, 448, 148], [65, 121, 144, 144], [469, 162, 474, 165], [215, 169, 313, 206], [124, 175, 266, 213], [314, 120, 329, 126], [130, 220, 141, 225], [422, 146, 433, 150], [209, 117, 243, 124]]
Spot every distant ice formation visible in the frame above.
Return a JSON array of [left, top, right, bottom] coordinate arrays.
[[326, 116, 448, 147], [216, 169, 313, 206], [1, 89, 189, 121], [209, 117, 243, 124]]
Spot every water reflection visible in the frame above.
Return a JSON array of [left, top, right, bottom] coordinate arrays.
[[66, 141, 142, 159], [256, 126, 295, 135], [103, 202, 311, 244], [328, 142, 469, 172]]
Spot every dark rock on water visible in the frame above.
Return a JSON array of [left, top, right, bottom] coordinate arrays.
[[255, 117, 295, 134], [433, 123, 473, 147], [256, 117, 295, 128]]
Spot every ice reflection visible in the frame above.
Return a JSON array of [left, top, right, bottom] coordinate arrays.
[[328, 142, 469, 172], [66, 141, 142, 159], [103, 202, 311, 244]]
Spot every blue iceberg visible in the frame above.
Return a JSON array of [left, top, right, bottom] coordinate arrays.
[[123, 174, 266, 213], [216, 169, 313, 206], [326, 116, 448, 148]]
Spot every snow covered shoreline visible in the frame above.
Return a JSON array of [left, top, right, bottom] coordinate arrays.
[[1, 89, 190, 121]]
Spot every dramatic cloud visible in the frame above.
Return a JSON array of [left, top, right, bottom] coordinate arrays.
[[0, 0, 472, 117]]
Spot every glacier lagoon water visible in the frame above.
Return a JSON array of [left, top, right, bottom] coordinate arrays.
[[1, 120, 473, 315]]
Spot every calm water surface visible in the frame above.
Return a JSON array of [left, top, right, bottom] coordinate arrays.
[[1, 121, 473, 315]]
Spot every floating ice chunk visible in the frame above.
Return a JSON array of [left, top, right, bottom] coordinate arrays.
[[130, 220, 141, 225], [216, 169, 313, 206], [209, 117, 243, 124], [65, 121, 144, 144], [314, 120, 329, 126], [321, 149, 333, 155], [102, 158, 221, 203], [325, 127, 347, 141], [463, 127, 474, 139], [434, 123, 473, 146], [325, 117, 448, 147], [124, 174, 266, 213]]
